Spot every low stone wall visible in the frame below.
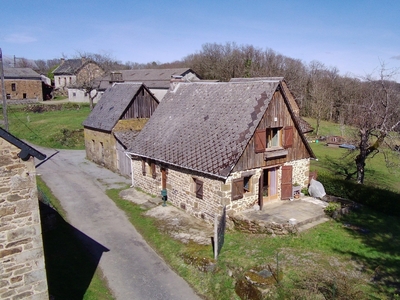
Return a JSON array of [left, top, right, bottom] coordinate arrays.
[[228, 213, 298, 235], [0, 141, 48, 299]]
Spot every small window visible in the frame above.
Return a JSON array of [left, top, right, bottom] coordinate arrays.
[[232, 178, 244, 201], [6, 94, 11, 99], [11, 83, 16, 91], [73, 92, 76, 97], [266, 128, 281, 148], [193, 178, 203, 199], [243, 176, 251, 193], [23, 93, 27, 99]]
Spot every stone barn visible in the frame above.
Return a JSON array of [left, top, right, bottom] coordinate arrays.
[[0, 128, 48, 299], [83, 83, 159, 176], [126, 78, 316, 223]]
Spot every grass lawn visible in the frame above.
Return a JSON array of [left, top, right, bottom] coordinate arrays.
[[108, 188, 400, 299], [1, 103, 91, 149], [37, 177, 114, 300]]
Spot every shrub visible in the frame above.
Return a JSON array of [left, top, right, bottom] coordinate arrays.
[[318, 172, 400, 217]]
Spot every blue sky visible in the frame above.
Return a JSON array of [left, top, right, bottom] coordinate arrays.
[[1, 0, 399, 79]]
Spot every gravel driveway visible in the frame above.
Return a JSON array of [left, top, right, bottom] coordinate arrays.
[[36, 148, 201, 300]]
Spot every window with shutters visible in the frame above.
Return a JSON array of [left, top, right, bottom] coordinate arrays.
[[193, 178, 203, 199]]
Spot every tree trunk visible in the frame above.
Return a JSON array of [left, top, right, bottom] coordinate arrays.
[[355, 130, 369, 184]]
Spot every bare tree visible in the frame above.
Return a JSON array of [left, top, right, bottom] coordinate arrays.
[[349, 66, 400, 184]]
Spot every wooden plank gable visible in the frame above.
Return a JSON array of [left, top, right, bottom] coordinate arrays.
[[233, 87, 312, 173]]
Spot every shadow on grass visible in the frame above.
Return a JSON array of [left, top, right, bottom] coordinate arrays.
[[40, 202, 109, 299], [333, 208, 400, 295]]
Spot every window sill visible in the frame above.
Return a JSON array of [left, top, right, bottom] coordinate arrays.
[[264, 147, 288, 159]]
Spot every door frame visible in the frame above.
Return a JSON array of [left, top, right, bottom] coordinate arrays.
[[258, 166, 279, 209]]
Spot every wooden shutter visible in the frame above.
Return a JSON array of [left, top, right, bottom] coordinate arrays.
[[161, 168, 167, 189], [283, 126, 294, 148], [141, 159, 146, 176], [254, 129, 266, 153], [151, 162, 156, 179], [195, 179, 203, 199], [258, 172, 264, 210], [281, 165, 293, 200], [232, 179, 244, 201]]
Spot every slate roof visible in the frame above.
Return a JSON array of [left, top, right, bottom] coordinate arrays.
[[114, 130, 141, 148], [53, 59, 99, 75], [83, 83, 148, 132], [0, 127, 46, 161], [4, 68, 41, 80], [127, 79, 288, 179], [97, 68, 199, 90]]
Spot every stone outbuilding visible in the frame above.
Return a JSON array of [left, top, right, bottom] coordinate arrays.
[[126, 78, 316, 223], [52, 58, 104, 101], [0, 128, 49, 299], [0, 68, 43, 101], [83, 83, 159, 176]]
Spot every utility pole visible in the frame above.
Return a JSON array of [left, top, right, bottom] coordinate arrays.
[[0, 48, 9, 131]]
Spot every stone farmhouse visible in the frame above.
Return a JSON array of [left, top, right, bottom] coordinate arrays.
[[53, 58, 104, 102], [126, 78, 315, 223], [83, 83, 159, 176], [96, 68, 201, 100], [0, 68, 44, 101], [0, 128, 49, 299]]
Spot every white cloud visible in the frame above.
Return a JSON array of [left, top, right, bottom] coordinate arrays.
[[4, 33, 37, 44]]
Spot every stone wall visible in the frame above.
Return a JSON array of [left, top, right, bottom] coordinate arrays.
[[131, 158, 311, 223], [132, 160, 262, 223], [84, 129, 117, 172], [0, 140, 49, 299], [284, 158, 310, 188], [228, 213, 298, 235], [0, 80, 43, 101]]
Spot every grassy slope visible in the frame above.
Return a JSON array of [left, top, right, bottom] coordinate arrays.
[[108, 187, 400, 299]]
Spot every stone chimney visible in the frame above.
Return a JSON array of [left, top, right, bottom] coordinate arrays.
[[170, 75, 184, 91], [110, 72, 123, 82]]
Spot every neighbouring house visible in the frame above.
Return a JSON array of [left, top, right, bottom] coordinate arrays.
[[83, 83, 159, 176], [0, 68, 43, 101], [126, 78, 316, 223], [96, 68, 201, 100], [0, 128, 49, 299], [52, 58, 104, 102]]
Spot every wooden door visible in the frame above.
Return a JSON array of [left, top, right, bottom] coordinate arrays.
[[116, 141, 131, 177], [281, 165, 293, 200]]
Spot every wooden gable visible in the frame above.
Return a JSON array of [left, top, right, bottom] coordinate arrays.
[[233, 87, 312, 173], [121, 86, 158, 120]]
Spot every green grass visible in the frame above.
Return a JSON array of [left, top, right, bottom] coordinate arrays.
[[1, 103, 91, 149], [107, 188, 400, 299], [37, 177, 114, 300]]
